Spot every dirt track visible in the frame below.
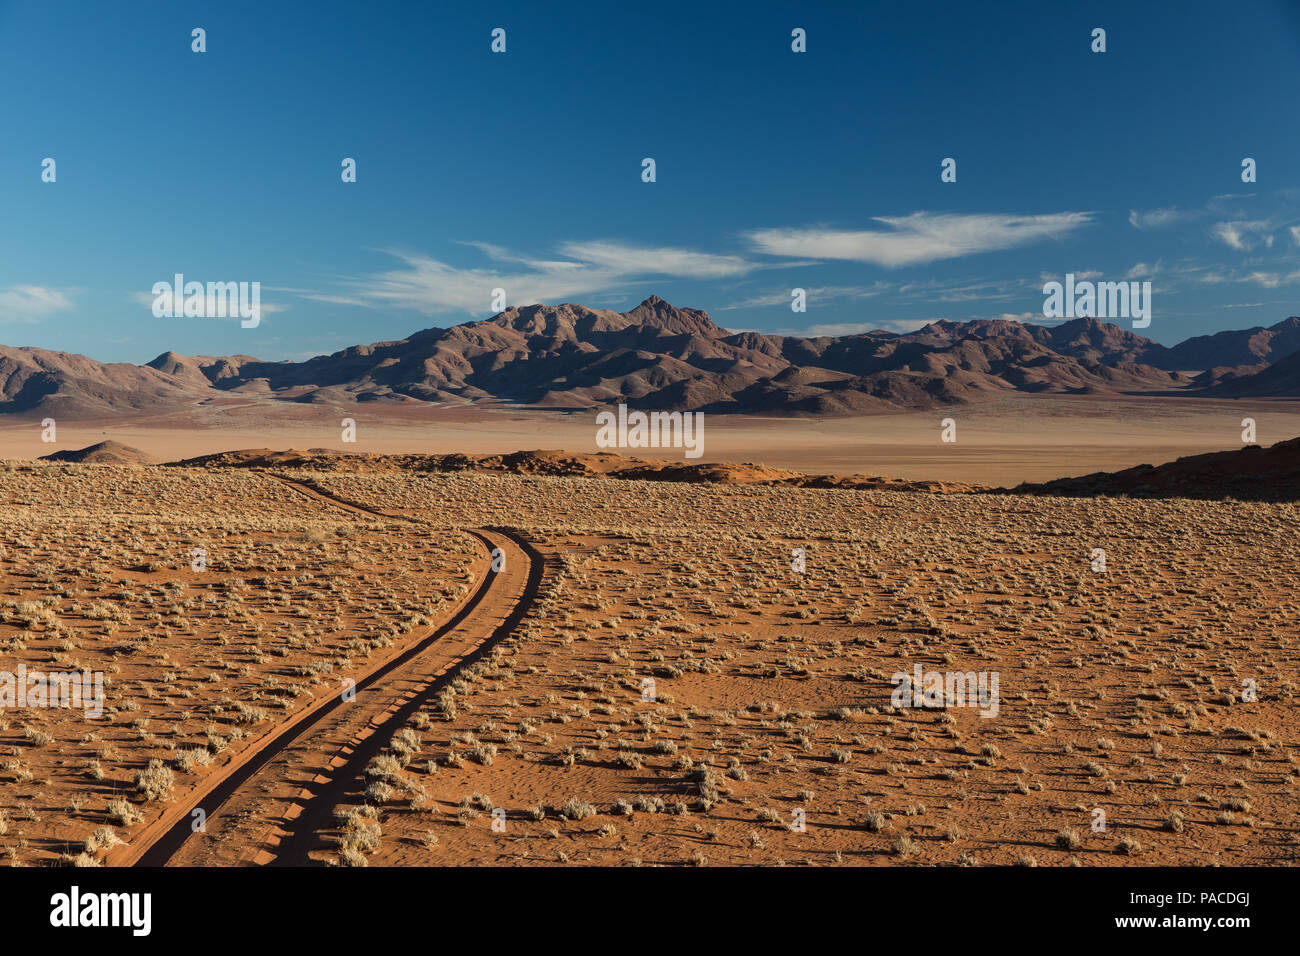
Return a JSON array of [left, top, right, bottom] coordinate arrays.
[[107, 474, 542, 867]]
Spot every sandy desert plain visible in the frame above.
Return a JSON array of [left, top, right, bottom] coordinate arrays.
[[0, 397, 1298, 868], [2, 392, 1299, 485]]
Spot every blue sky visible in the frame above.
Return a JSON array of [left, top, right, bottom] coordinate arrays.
[[2, 0, 1299, 363]]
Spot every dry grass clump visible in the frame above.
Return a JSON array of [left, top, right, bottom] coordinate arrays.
[[134, 759, 175, 802]]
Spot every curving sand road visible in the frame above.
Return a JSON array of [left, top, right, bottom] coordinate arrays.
[[108, 474, 542, 867]]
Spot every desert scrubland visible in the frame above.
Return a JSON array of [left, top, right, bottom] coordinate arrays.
[[1, 462, 1295, 866], [0, 464, 480, 866]]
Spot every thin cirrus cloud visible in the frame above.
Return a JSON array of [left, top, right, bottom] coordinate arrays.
[[1240, 270, 1300, 289], [1128, 206, 1189, 230], [1211, 220, 1276, 251], [1126, 261, 1162, 279], [311, 241, 765, 315], [1192, 266, 1300, 288], [316, 213, 1096, 316], [0, 285, 75, 323], [743, 211, 1095, 268], [1132, 196, 1300, 248], [555, 241, 754, 280]]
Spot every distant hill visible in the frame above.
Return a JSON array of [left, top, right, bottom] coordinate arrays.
[[6, 297, 1300, 418], [1160, 316, 1300, 370], [1199, 345, 1300, 397], [39, 440, 158, 465], [0, 345, 209, 416], [1008, 437, 1300, 500]]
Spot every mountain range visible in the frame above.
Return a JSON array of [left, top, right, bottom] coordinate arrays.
[[4, 296, 1299, 418]]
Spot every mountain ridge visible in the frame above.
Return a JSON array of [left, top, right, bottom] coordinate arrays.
[[4, 297, 1300, 417]]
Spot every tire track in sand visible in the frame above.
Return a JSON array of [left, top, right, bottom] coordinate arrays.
[[110, 474, 541, 867]]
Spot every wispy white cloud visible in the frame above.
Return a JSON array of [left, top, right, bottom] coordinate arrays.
[[1244, 271, 1282, 288], [318, 241, 765, 315], [1211, 220, 1275, 251], [744, 211, 1094, 268], [291, 199, 1298, 326], [0, 285, 75, 322], [1189, 267, 1300, 288], [1130, 196, 1300, 254], [1239, 270, 1300, 289], [556, 241, 753, 280], [1128, 207, 1188, 230], [1126, 260, 1162, 279]]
